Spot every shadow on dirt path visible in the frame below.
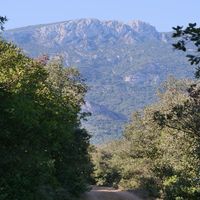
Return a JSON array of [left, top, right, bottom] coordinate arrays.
[[81, 186, 143, 200]]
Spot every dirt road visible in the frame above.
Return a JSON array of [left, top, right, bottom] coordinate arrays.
[[82, 186, 143, 200]]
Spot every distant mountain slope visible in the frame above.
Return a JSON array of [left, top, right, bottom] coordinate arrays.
[[3, 19, 192, 143]]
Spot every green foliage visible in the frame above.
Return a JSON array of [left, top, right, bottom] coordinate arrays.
[[92, 78, 200, 199], [173, 23, 200, 78], [154, 23, 200, 140], [162, 174, 200, 200], [91, 147, 121, 187], [0, 40, 92, 199]]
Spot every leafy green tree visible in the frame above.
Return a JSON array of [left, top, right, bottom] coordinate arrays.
[[172, 23, 200, 78], [91, 146, 121, 187], [44, 56, 92, 197], [0, 39, 92, 200], [154, 24, 200, 139], [150, 24, 200, 198], [152, 80, 200, 199]]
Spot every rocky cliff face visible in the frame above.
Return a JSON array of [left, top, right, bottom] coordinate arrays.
[[5, 19, 161, 43], [3, 19, 191, 143]]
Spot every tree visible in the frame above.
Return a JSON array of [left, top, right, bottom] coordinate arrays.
[[0, 16, 7, 31], [0, 39, 92, 199], [154, 90, 200, 139], [173, 23, 200, 78], [91, 146, 121, 188], [92, 78, 200, 199], [154, 24, 200, 139]]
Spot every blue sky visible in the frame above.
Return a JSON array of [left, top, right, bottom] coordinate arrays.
[[1, 0, 200, 31]]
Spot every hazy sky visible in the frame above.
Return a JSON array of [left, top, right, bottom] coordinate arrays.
[[1, 0, 200, 31]]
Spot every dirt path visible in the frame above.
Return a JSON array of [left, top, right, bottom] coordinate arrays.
[[82, 186, 143, 200]]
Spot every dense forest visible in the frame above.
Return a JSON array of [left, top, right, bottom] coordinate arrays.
[[0, 15, 200, 200]]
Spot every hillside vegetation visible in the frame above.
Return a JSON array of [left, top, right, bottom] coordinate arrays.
[[92, 77, 200, 199]]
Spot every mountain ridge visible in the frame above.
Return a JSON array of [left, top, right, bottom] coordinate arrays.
[[3, 18, 169, 47], [6, 18, 157, 32]]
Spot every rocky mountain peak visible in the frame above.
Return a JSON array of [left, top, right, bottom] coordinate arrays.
[[128, 20, 156, 31], [128, 20, 160, 39]]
